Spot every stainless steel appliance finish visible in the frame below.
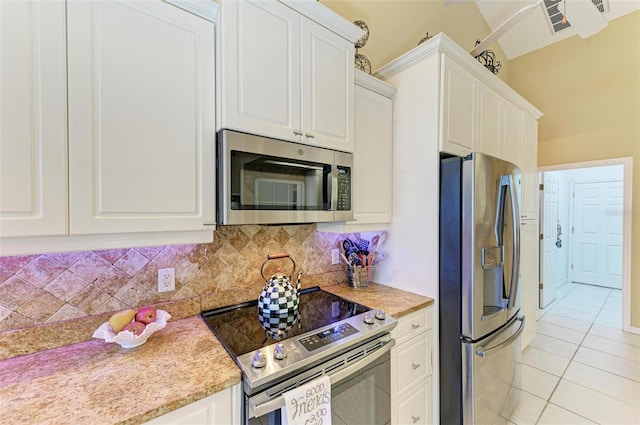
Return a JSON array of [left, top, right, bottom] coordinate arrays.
[[248, 332, 394, 421], [461, 153, 521, 340], [202, 288, 396, 425], [217, 130, 354, 225], [238, 311, 396, 394], [440, 153, 524, 425]]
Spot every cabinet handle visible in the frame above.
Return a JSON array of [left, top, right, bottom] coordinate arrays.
[[411, 324, 420, 330], [412, 416, 420, 423], [304, 132, 315, 138], [411, 363, 420, 370], [293, 129, 303, 136]]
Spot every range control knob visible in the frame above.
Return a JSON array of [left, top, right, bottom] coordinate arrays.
[[363, 312, 375, 325], [274, 343, 287, 360], [375, 309, 386, 320], [251, 350, 267, 368]]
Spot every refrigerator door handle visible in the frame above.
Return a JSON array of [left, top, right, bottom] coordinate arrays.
[[475, 315, 526, 358], [493, 176, 508, 247], [507, 174, 521, 309]]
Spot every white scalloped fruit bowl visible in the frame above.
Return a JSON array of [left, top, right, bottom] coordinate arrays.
[[92, 310, 171, 348]]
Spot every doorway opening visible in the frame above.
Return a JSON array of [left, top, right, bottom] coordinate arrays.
[[537, 158, 632, 333]]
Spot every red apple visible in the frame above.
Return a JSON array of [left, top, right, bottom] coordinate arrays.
[[135, 306, 157, 324], [123, 321, 146, 336]]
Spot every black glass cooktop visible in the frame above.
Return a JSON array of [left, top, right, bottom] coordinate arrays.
[[201, 287, 370, 358]]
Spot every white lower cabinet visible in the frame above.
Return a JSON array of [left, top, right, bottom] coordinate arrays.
[[395, 377, 432, 425], [391, 307, 432, 425], [143, 384, 241, 425]]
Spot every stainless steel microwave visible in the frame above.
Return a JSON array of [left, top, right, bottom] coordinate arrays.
[[217, 130, 353, 225]]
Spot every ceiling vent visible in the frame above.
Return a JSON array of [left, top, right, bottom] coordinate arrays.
[[543, 0, 608, 34]]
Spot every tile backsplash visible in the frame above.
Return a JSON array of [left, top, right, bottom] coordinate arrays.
[[0, 224, 353, 333]]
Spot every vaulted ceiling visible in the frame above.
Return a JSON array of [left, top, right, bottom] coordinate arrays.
[[470, 0, 640, 59]]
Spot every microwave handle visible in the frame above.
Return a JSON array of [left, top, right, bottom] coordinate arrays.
[[327, 165, 338, 211]]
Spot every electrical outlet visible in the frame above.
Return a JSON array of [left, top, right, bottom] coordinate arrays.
[[331, 248, 340, 265], [158, 268, 175, 293]]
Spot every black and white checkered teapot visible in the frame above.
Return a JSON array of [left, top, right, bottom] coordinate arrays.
[[257, 254, 302, 337]]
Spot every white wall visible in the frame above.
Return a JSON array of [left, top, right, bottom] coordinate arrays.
[[544, 165, 624, 285]]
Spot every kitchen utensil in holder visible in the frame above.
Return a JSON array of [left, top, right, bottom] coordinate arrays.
[[347, 265, 373, 288]]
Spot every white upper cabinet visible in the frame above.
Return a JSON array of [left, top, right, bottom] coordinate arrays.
[[218, 0, 359, 152], [500, 98, 524, 167], [0, 0, 68, 238], [301, 18, 354, 152], [440, 55, 476, 157], [520, 114, 539, 220], [1, 0, 217, 255], [218, 0, 301, 142], [401, 38, 541, 167], [67, 0, 216, 235], [318, 72, 395, 233], [476, 81, 502, 158]]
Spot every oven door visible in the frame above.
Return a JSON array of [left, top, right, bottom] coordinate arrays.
[[218, 129, 353, 225], [246, 337, 393, 425]]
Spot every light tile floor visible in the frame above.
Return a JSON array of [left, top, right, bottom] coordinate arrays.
[[506, 282, 640, 425]]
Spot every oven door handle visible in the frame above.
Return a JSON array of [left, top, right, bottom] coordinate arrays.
[[249, 339, 395, 418]]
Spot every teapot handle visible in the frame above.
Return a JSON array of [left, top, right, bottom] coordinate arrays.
[[268, 253, 290, 260], [261, 254, 296, 280]]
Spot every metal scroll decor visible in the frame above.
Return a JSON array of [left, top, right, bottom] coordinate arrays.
[[474, 39, 502, 75], [418, 32, 433, 45], [353, 20, 371, 74]]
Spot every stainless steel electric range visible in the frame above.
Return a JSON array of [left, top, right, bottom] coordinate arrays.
[[202, 287, 397, 425]]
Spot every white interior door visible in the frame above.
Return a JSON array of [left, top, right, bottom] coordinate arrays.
[[539, 173, 559, 308], [571, 181, 623, 289]]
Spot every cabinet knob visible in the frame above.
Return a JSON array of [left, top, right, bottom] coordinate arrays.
[[411, 323, 421, 330], [411, 363, 420, 370], [293, 129, 303, 136], [304, 132, 315, 138], [412, 416, 420, 423]]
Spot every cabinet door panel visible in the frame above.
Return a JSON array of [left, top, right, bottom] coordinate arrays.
[[0, 0, 67, 237], [395, 332, 430, 394], [521, 114, 538, 220], [353, 86, 392, 223], [501, 99, 523, 167], [441, 56, 475, 157], [68, 0, 215, 234], [393, 377, 432, 425], [219, 0, 300, 141], [301, 18, 354, 152], [476, 82, 501, 158]]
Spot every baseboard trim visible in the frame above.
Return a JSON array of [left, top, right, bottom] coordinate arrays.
[[625, 326, 640, 335]]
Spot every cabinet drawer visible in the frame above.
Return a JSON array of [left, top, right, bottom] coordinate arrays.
[[394, 331, 431, 392], [394, 307, 430, 345], [394, 377, 431, 425]]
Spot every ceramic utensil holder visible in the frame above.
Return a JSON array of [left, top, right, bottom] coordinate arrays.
[[347, 265, 373, 288]]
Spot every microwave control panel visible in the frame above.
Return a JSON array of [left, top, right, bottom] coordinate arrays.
[[337, 166, 351, 211]]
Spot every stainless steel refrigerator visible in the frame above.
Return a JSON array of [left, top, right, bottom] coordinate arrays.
[[439, 153, 526, 424]]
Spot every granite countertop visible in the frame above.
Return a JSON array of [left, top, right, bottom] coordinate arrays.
[[0, 282, 432, 425], [323, 282, 434, 318], [0, 316, 241, 425]]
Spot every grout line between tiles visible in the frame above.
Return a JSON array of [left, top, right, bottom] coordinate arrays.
[[531, 283, 623, 425]]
